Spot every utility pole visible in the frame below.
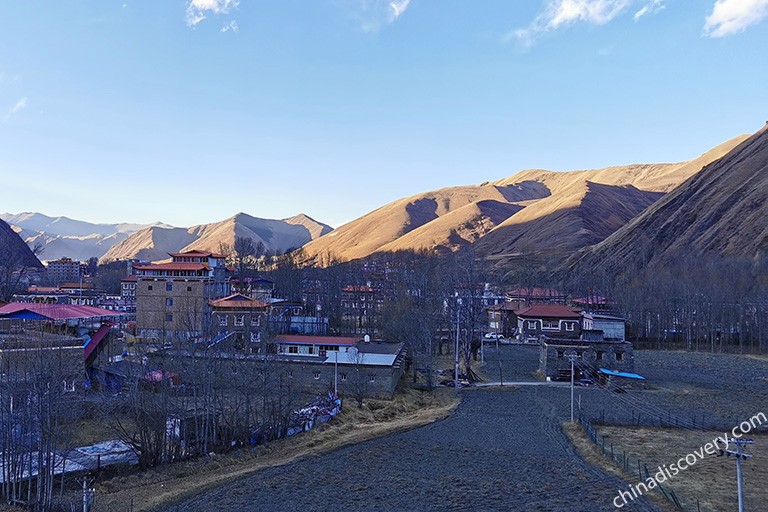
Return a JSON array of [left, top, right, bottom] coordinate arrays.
[[454, 295, 461, 391], [718, 438, 753, 512], [566, 354, 578, 422], [77, 476, 95, 512], [334, 349, 338, 395]]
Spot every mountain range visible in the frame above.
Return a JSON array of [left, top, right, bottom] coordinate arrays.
[[100, 213, 332, 263], [298, 134, 749, 265], [568, 124, 768, 274]]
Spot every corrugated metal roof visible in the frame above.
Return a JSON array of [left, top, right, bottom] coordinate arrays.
[[0, 303, 124, 320]]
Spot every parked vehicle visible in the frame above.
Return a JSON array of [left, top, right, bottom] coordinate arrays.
[[484, 332, 503, 340]]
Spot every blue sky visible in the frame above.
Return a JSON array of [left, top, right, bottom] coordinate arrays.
[[1, 0, 767, 228]]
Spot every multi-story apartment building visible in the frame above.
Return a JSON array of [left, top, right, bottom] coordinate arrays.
[[133, 250, 230, 341], [45, 257, 83, 285], [341, 283, 383, 336]]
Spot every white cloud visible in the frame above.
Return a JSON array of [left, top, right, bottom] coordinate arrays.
[[509, 0, 631, 45], [705, 0, 768, 37], [347, 0, 413, 32], [221, 20, 238, 33], [4, 96, 28, 122], [185, 0, 239, 28], [633, 0, 665, 20]]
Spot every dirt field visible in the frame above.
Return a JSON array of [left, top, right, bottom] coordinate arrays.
[[92, 387, 458, 511]]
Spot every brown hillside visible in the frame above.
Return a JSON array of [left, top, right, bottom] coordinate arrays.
[[299, 134, 747, 264], [101, 213, 332, 263], [568, 125, 768, 274]]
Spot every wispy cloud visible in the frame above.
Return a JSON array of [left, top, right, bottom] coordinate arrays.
[[633, 0, 665, 20], [4, 96, 28, 122], [704, 0, 768, 37], [347, 0, 412, 32], [221, 20, 238, 33], [185, 0, 239, 28], [508, 0, 631, 45]]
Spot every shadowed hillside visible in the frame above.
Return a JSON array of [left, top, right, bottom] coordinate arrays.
[[567, 124, 768, 275], [299, 134, 747, 265]]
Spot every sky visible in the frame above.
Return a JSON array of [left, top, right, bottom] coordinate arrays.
[[1, 0, 767, 229]]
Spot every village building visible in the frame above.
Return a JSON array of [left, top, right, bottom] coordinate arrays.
[[341, 284, 383, 336], [44, 257, 83, 286], [515, 304, 582, 343], [133, 250, 231, 341], [581, 312, 626, 341], [210, 293, 269, 350], [539, 336, 635, 381]]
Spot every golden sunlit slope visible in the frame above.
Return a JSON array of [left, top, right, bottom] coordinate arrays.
[[101, 213, 332, 263], [299, 183, 549, 263], [299, 134, 747, 264], [568, 125, 768, 274]]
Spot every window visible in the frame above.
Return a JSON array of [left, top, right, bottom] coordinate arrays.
[[616, 352, 624, 361], [63, 379, 75, 393], [250, 332, 261, 343], [313, 371, 320, 380], [596, 351, 604, 361], [147, 284, 153, 291], [166, 282, 173, 291], [166, 298, 173, 307], [165, 313, 173, 322], [527, 320, 538, 330], [368, 374, 376, 383], [288, 345, 299, 354], [219, 316, 227, 326], [187, 286, 192, 292], [556, 350, 564, 359], [340, 372, 347, 381], [251, 316, 261, 327], [234, 315, 244, 327], [542, 320, 559, 330], [565, 322, 575, 332]]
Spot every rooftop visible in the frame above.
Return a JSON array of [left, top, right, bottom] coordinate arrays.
[[516, 304, 581, 319]]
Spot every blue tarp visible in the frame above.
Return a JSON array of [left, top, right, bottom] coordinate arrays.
[[599, 368, 646, 380]]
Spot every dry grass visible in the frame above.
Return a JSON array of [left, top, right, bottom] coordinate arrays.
[[593, 425, 767, 512], [92, 387, 459, 512], [563, 422, 678, 512]]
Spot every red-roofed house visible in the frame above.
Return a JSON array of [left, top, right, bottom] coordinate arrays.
[[516, 304, 581, 342]]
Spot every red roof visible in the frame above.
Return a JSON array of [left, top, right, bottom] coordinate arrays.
[[168, 250, 226, 259], [133, 263, 210, 271], [27, 285, 61, 293], [210, 293, 268, 309], [274, 335, 359, 346], [0, 302, 124, 320], [515, 304, 581, 319], [121, 275, 138, 282]]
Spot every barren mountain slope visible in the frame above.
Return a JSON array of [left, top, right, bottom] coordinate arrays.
[[376, 200, 525, 255], [101, 213, 332, 263], [300, 183, 549, 263], [299, 135, 746, 264], [568, 126, 768, 274], [0, 219, 43, 269], [475, 181, 663, 256]]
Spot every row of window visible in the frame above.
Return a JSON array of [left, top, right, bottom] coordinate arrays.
[[218, 315, 261, 327], [527, 320, 576, 331], [146, 284, 194, 292]]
